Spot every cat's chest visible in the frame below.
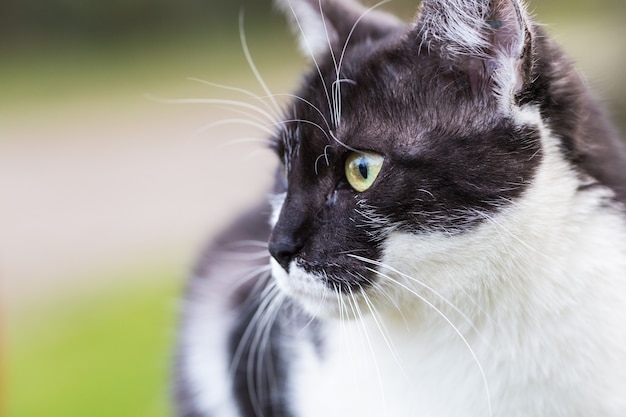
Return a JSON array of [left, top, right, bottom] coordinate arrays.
[[288, 319, 491, 417]]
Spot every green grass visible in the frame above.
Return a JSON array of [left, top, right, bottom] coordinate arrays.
[[6, 265, 183, 417]]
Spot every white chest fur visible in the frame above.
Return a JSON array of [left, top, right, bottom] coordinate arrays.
[[291, 318, 494, 417], [291, 255, 626, 417]]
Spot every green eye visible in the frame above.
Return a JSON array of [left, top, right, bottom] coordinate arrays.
[[345, 152, 384, 192]]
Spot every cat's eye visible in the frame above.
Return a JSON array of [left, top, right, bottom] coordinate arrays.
[[345, 152, 384, 192]]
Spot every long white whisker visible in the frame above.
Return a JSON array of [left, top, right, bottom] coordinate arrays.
[[369, 279, 410, 330], [284, 0, 334, 127], [357, 282, 406, 378], [349, 254, 488, 341], [338, 0, 394, 74], [229, 240, 269, 249], [333, 283, 349, 348], [274, 118, 332, 142], [314, 145, 332, 175], [223, 264, 272, 297], [229, 276, 277, 377], [213, 104, 276, 127], [273, 93, 332, 132], [349, 289, 388, 417], [318, 0, 339, 76], [332, 0, 394, 127], [365, 267, 493, 417], [239, 11, 283, 119], [192, 118, 276, 138], [220, 251, 271, 262], [471, 207, 546, 259], [146, 96, 277, 124], [330, 130, 366, 153], [250, 286, 285, 416], [342, 0, 394, 69], [187, 77, 282, 121], [316, 0, 342, 127], [297, 278, 329, 336], [215, 137, 275, 150]]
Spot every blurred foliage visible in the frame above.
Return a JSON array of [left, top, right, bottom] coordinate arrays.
[[0, 0, 276, 46], [6, 265, 181, 417]]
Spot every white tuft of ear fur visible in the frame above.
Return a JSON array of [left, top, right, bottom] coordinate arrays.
[[417, 0, 493, 58], [417, 0, 532, 103]]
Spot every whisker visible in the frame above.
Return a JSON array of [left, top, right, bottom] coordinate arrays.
[[316, 0, 342, 127], [314, 145, 332, 175], [215, 137, 275, 150], [357, 282, 406, 378], [334, 0, 394, 127], [228, 279, 284, 417], [146, 95, 278, 125], [273, 93, 332, 132], [229, 240, 269, 248], [239, 11, 283, 119], [348, 254, 488, 340], [349, 289, 388, 416], [229, 275, 277, 377], [277, 118, 332, 142], [187, 77, 282, 121], [250, 286, 285, 416], [330, 130, 360, 152], [470, 207, 547, 260], [283, 0, 334, 127], [363, 266, 493, 417], [192, 118, 276, 138], [297, 275, 329, 336], [224, 264, 272, 298], [220, 251, 270, 262], [213, 104, 276, 127], [333, 283, 349, 348], [369, 279, 410, 330]]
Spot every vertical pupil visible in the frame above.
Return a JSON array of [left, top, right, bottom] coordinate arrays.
[[358, 159, 368, 179]]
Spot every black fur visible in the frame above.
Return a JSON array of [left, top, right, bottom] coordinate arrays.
[[173, 205, 273, 417], [228, 290, 293, 417]]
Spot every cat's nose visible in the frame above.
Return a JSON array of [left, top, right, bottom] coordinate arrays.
[[268, 240, 301, 272]]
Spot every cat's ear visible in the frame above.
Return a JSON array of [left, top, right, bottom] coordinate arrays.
[[275, 0, 402, 60], [415, 0, 532, 99]]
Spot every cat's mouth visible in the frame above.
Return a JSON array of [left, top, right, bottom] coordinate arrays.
[[270, 257, 374, 318], [271, 258, 335, 314]]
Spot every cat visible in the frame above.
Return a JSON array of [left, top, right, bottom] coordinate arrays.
[[173, 0, 626, 416]]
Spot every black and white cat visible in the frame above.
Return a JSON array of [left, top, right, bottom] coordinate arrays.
[[174, 0, 626, 416]]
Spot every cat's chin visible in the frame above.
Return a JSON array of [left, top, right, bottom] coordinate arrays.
[[271, 259, 362, 319]]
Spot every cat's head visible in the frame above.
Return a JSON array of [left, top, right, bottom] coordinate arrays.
[[266, 0, 611, 318]]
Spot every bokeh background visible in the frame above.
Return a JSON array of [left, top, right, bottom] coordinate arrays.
[[2, 0, 625, 416]]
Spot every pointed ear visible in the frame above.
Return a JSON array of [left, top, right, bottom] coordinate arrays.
[[275, 0, 402, 60], [416, 0, 532, 99]]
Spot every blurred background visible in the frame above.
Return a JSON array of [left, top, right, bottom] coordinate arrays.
[[2, 0, 625, 416]]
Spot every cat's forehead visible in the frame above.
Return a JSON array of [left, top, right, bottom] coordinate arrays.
[[283, 37, 499, 155]]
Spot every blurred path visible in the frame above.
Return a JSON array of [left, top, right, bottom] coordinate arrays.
[[0, 97, 276, 313]]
